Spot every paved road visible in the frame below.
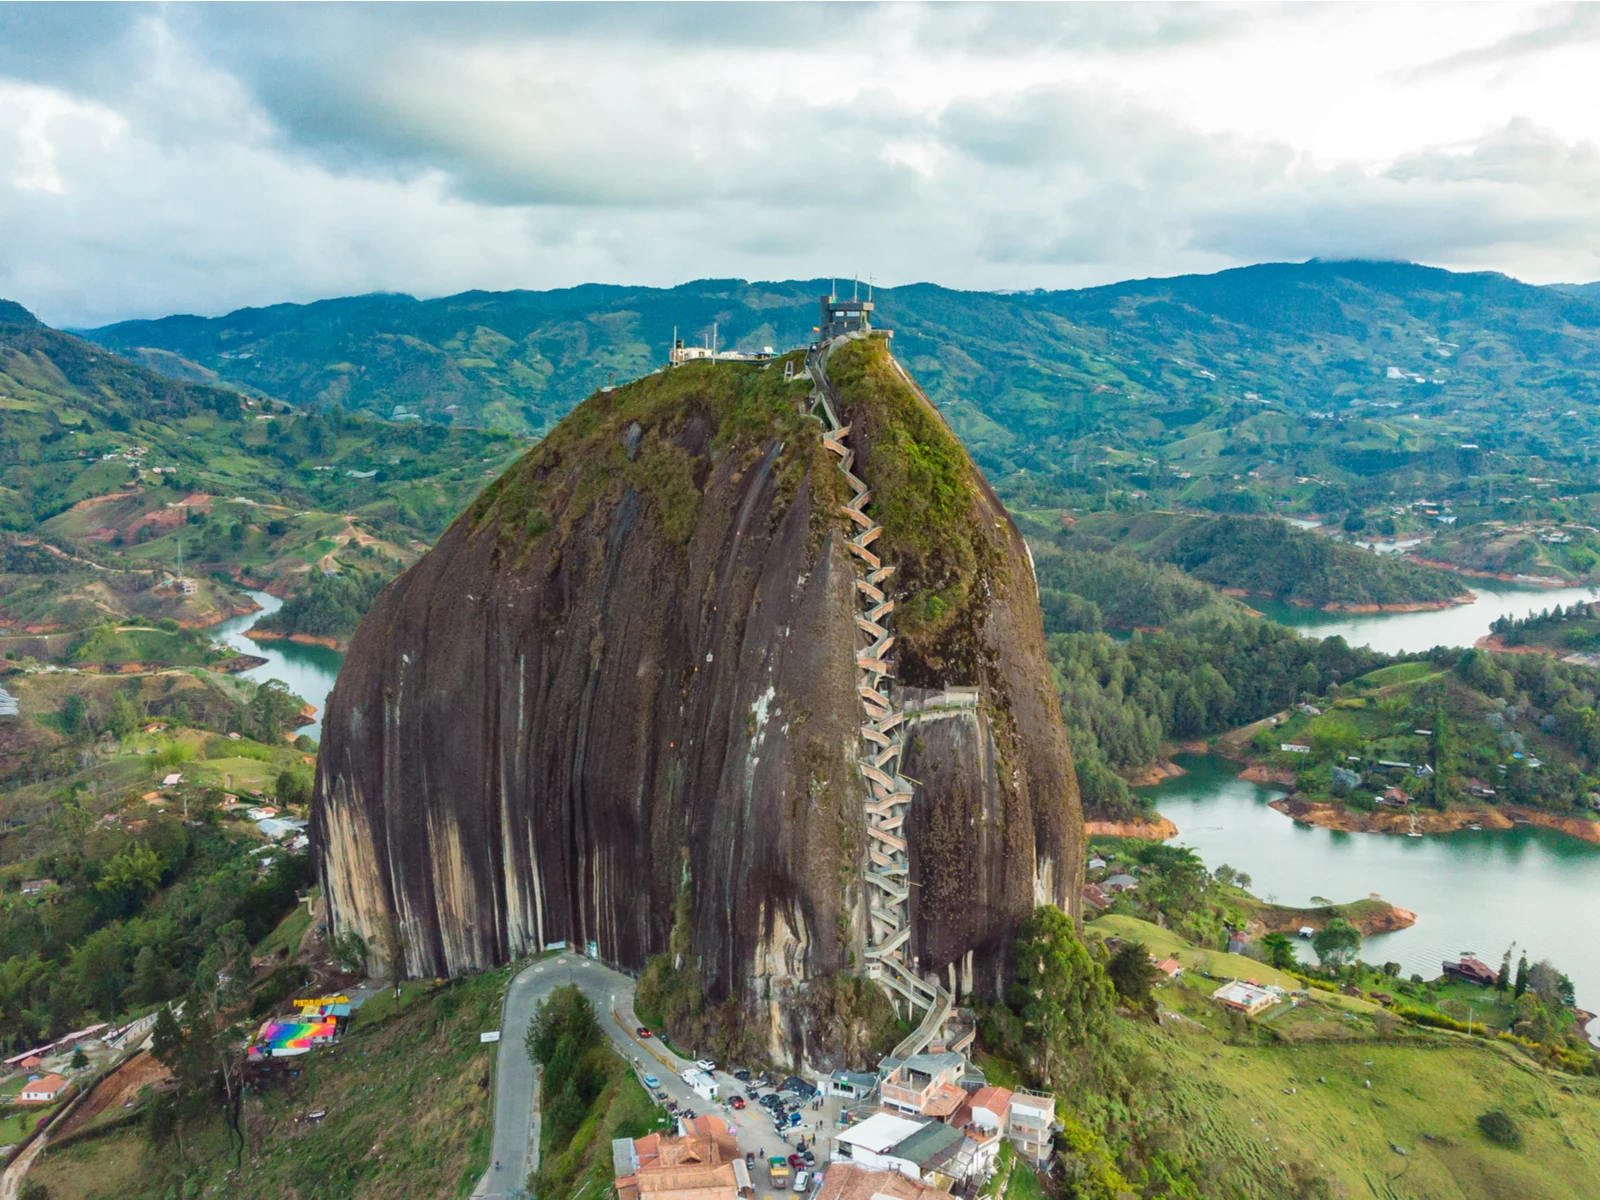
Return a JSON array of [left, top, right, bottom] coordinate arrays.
[[0, 1132, 47, 1200], [478, 952, 836, 1197], [477, 958, 559, 1199]]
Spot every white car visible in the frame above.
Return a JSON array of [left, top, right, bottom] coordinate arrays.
[[793, 1170, 810, 1192], [696, 1059, 716, 1073]]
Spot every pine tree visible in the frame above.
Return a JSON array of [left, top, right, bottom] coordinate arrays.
[[1514, 952, 1530, 998]]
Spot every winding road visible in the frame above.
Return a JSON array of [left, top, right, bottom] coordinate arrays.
[[476, 951, 834, 1198]]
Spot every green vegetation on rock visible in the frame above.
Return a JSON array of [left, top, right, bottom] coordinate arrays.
[[827, 336, 998, 679]]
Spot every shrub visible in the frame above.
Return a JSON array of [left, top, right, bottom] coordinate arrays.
[[1477, 1109, 1522, 1148]]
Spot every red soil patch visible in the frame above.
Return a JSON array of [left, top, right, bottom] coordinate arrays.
[[52, 1052, 171, 1139]]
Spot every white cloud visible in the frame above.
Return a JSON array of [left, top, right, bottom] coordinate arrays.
[[1, 2, 1598, 327]]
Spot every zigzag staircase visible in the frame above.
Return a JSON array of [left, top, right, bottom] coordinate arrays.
[[805, 341, 951, 1048]]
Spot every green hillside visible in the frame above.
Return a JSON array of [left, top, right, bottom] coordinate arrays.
[[1056, 511, 1467, 609], [83, 263, 1600, 530], [0, 303, 529, 628]]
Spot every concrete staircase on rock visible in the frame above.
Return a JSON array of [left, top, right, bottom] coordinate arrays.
[[804, 341, 951, 1046]]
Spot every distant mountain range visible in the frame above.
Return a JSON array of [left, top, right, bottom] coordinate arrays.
[[50, 262, 1600, 515]]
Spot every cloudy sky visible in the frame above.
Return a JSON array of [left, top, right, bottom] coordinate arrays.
[[2, 2, 1599, 327]]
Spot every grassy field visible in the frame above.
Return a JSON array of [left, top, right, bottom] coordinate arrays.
[[1142, 1020, 1600, 1199], [1351, 661, 1444, 690], [0, 1106, 41, 1145], [350, 979, 441, 1030], [1077, 915, 1600, 1199], [1089, 914, 1382, 1014], [253, 894, 314, 959], [27, 967, 510, 1200], [1003, 1161, 1046, 1200]]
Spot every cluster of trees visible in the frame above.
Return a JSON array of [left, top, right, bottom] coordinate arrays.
[[982, 907, 1271, 1198], [254, 569, 392, 641], [524, 986, 606, 1156], [1049, 619, 1388, 817], [0, 815, 310, 1050], [44, 676, 305, 755], [1490, 602, 1600, 648], [1056, 513, 1465, 608], [1036, 548, 1242, 633], [1452, 650, 1600, 808]]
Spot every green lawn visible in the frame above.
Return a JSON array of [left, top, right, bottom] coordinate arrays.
[[29, 968, 510, 1200], [1004, 1162, 1046, 1200], [253, 895, 314, 958], [1354, 661, 1443, 688], [1088, 914, 1381, 1014], [351, 979, 439, 1029], [0, 1107, 40, 1145]]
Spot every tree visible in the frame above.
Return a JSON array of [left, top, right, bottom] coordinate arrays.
[[130, 945, 169, 1006], [526, 985, 607, 1155], [69, 1046, 88, 1071], [1106, 941, 1161, 1015], [525, 985, 602, 1069], [1261, 933, 1296, 970], [18, 1179, 49, 1200], [1513, 953, 1530, 999], [1514, 994, 1560, 1045], [0, 955, 51, 1046], [150, 1004, 184, 1069], [245, 679, 305, 742], [58, 694, 86, 737], [1495, 947, 1513, 996], [332, 930, 368, 974], [72, 928, 127, 1018], [1526, 959, 1565, 1010], [1007, 907, 1114, 1086], [97, 843, 164, 903], [1311, 918, 1361, 967], [275, 767, 312, 808], [103, 691, 145, 742]]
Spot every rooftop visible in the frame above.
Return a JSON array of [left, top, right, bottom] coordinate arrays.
[[899, 1050, 965, 1076], [836, 1112, 926, 1154], [814, 1164, 945, 1200], [968, 1086, 1012, 1118], [889, 1119, 965, 1167]]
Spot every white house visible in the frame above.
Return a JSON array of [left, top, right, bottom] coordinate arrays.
[[20, 1074, 66, 1103], [680, 1067, 718, 1101], [833, 1112, 927, 1176]]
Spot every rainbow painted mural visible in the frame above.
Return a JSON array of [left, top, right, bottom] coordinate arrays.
[[248, 1017, 337, 1059]]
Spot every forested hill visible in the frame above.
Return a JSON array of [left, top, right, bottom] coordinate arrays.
[[84, 263, 1600, 497]]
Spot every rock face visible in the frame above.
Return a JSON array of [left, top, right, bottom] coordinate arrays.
[[313, 339, 1082, 1029]]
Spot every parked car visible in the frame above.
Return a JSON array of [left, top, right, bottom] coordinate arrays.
[[696, 1059, 716, 1073], [643, 1075, 660, 1089], [733, 1068, 752, 1082], [793, 1171, 810, 1192], [787, 1154, 806, 1171], [788, 1112, 803, 1127], [635, 1027, 652, 1038]]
